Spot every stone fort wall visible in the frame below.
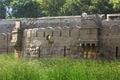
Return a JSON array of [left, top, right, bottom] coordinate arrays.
[[11, 14, 101, 58], [0, 14, 120, 59], [100, 20, 120, 59], [0, 20, 15, 53]]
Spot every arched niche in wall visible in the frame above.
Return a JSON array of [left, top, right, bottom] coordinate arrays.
[[31, 28, 38, 37], [37, 28, 46, 37], [45, 27, 53, 37], [62, 27, 69, 37], [71, 27, 79, 38], [54, 27, 61, 37], [26, 29, 32, 40]]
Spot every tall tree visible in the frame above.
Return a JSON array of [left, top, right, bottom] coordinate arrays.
[[11, 0, 42, 18], [90, 0, 114, 14], [110, 0, 120, 13], [0, 1, 6, 19], [41, 0, 66, 16], [81, 0, 92, 14], [0, 0, 13, 19], [60, 0, 83, 16], [5, 0, 13, 18]]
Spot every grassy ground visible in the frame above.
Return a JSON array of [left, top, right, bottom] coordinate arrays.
[[0, 53, 120, 80]]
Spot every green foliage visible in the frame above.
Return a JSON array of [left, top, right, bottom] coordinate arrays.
[[99, 52, 105, 58], [40, 0, 66, 16], [0, 54, 120, 80], [110, 0, 120, 13], [0, 1, 6, 19], [1, 0, 120, 18], [60, 0, 93, 16], [11, 0, 42, 18], [90, 0, 114, 14], [0, 0, 12, 19], [60, 0, 83, 16]]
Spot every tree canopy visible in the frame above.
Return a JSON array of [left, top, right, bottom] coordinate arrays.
[[11, 0, 42, 18], [0, 1, 6, 19], [0, 0, 120, 19]]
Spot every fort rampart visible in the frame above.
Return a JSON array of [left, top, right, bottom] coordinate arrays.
[[0, 13, 120, 59]]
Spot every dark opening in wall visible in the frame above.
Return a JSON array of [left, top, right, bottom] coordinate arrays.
[[92, 44, 95, 48], [82, 44, 85, 48], [36, 31, 38, 37], [86, 43, 90, 47], [98, 28, 101, 35], [79, 31, 80, 36], [60, 31, 62, 37], [43, 31, 45, 37], [116, 46, 118, 58], [52, 31, 54, 36], [10, 35, 12, 40], [69, 30, 71, 37], [4, 36, 6, 40]]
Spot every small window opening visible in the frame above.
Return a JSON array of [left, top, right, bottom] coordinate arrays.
[[79, 31, 80, 36], [43, 31, 45, 37], [82, 44, 85, 47], [60, 31, 62, 37], [92, 44, 95, 48], [69, 30, 71, 37], [10, 35, 12, 40], [52, 31, 54, 36], [36, 31, 38, 37], [4, 36, 6, 40], [86, 43, 90, 47]]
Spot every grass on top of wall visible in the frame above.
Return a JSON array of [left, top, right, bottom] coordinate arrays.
[[0, 53, 120, 80]]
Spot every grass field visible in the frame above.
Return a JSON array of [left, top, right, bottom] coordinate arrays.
[[0, 53, 120, 80]]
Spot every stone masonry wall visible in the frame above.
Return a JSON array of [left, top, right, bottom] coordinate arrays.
[[0, 20, 15, 53], [99, 20, 120, 59], [0, 14, 120, 59], [22, 27, 81, 57]]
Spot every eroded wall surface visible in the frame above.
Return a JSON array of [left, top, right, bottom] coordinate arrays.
[[0, 14, 120, 59], [99, 20, 120, 59], [0, 19, 15, 53]]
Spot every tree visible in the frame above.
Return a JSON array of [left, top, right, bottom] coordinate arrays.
[[60, 0, 83, 16], [11, 0, 42, 18], [110, 0, 120, 13], [81, 0, 92, 14], [60, 0, 93, 16], [90, 0, 114, 14], [40, 0, 66, 16], [0, 0, 13, 19], [0, 1, 6, 19]]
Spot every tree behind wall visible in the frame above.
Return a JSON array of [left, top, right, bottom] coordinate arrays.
[[1, 0, 120, 18], [0, 1, 6, 19], [11, 0, 42, 18], [110, 0, 120, 13], [90, 0, 114, 14], [60, 0, 83, 16], [40, 0, 66, 16]]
